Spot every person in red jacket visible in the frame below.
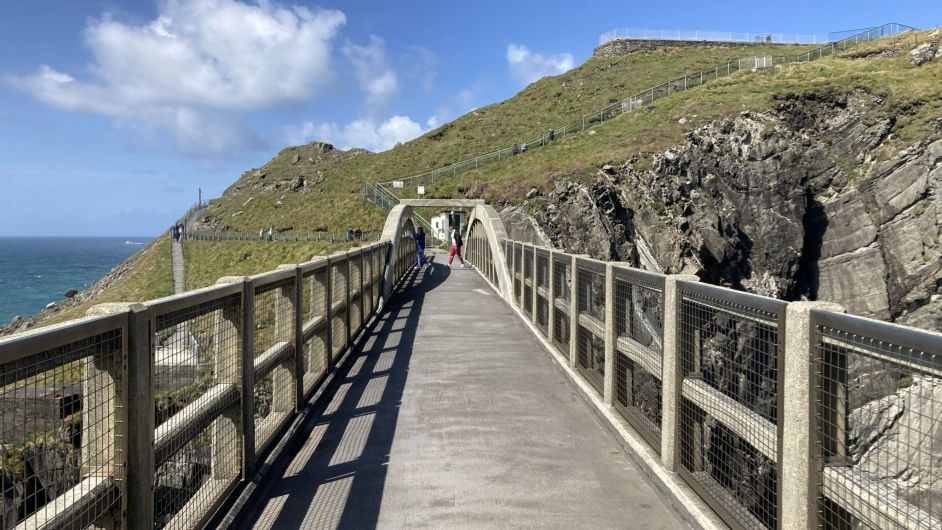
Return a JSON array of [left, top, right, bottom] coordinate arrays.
[[448, 225, 465, 267]]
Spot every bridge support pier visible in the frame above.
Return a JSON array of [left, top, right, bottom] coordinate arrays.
[[603, 263, 616, 406]]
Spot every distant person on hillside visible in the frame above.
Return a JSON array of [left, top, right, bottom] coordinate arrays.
[[512, 143, 519, 155], [347, 228, 354, 241], [354, 228, 362, 241], [448, 225, 465, 268], [548, 129, 555, 141], [171, 225, 178, 241], [414, 226, 427, 266], [267, 227, 273, 241], [521, 142, 527, 153], [259, 228, 264, 240]]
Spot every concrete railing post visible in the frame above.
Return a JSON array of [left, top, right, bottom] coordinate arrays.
[[603, 263, 616, 406], [87, 303, 154, 529], [126, 304, 155, 529], [660, 274, 699, 471], [569, 255, 580, 368], [239, 278, 256, 476], [782, 301, 843, 530]]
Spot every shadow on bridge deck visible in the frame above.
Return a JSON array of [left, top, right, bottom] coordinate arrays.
[[242, 254, 685, 529]]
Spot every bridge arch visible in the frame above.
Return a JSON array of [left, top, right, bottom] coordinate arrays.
[[379, 204, 422, 303], [464, 204, 513, 301]]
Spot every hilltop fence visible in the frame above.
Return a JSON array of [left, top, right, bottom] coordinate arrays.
[[366, 22, 915, 202], [597, 28, 831, 46], [186, 228, 378, 243]]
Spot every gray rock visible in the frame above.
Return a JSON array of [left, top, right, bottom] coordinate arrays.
[[531, 89, 942, 326], [45, 302, 58, 310], [910, 42, 937, 66], [274, 200, 284, 208], [525, 188, 538, 200], [9, 315, 21, 325], [63, 289, 78, 299], [290, 153, 301, 165]]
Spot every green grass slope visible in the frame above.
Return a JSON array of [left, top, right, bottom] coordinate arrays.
[[206, 42, 817, 232]]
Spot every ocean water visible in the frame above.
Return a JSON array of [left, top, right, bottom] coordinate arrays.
[[0, 237, 151, 324]]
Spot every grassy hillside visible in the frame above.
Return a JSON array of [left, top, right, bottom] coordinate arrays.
[[411, 34, 942, 203], [206, 42, 817, 232], [184, 240, 352, 289]]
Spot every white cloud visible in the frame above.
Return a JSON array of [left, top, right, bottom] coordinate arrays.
[[506, 43, 574, 85], [4, 0, 346, 155], [286, 115, 426, 152], [342, 35, 398, 115]]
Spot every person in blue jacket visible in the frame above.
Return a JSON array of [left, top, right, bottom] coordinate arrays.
[[414, 226, 427, 266]]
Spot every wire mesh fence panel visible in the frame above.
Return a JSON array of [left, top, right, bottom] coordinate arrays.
[[575, 259, 606, 393], [301, 268, 330, 396], [535, 249, 550, 335], [153, 293, 241, 431], [0, 317, 124, 529], [812, 311, 942, 530], [253, 278, 296, 453], [154, 414, 240, 530], [523, 246, 534, 317], [349, 255, 362, 334], [552, 255, 572, 355], [331, 261, 348, 358], [677, 285, 784, 530], [513, 243, 522, 303], [613, 269, 665, 452]]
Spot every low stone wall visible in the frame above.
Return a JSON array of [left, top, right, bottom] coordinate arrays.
[[593, 38, 790, 59]]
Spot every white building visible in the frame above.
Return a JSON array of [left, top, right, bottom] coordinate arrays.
[[430, 211, 465, 242]]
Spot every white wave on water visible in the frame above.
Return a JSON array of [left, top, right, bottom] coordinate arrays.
[[124, 241, 144, 245]]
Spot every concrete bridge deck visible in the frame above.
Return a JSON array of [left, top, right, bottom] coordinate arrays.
[[243, 254, 685, 529]]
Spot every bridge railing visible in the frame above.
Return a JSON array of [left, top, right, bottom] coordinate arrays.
[[0, 239, 409, 530], [473, 240, 942, 530]]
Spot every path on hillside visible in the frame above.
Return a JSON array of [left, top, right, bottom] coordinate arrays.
[[171, 238, 185, 294], [244, 254, 684, 529]]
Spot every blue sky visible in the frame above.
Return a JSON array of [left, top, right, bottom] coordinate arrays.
[[0, 0, 938, 236]]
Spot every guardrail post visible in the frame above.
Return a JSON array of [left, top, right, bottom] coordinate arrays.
[[660, 274, 699, 471], [781, 301, 843, 530], [603, 263, 616, 406], [126, 304, 155, 529], [569, 255, 580, 368], [293, 266, 305, 411], [239, 278, 256, 476], [87, 303, 154, 529]]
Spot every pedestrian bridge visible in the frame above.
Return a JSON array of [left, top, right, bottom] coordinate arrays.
[[0, 203, 940, 530]]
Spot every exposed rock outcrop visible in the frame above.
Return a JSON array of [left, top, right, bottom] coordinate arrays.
[[531, 90, 941, 329]]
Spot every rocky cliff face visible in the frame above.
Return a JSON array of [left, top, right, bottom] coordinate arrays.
[[523, 89, 942, 331]]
